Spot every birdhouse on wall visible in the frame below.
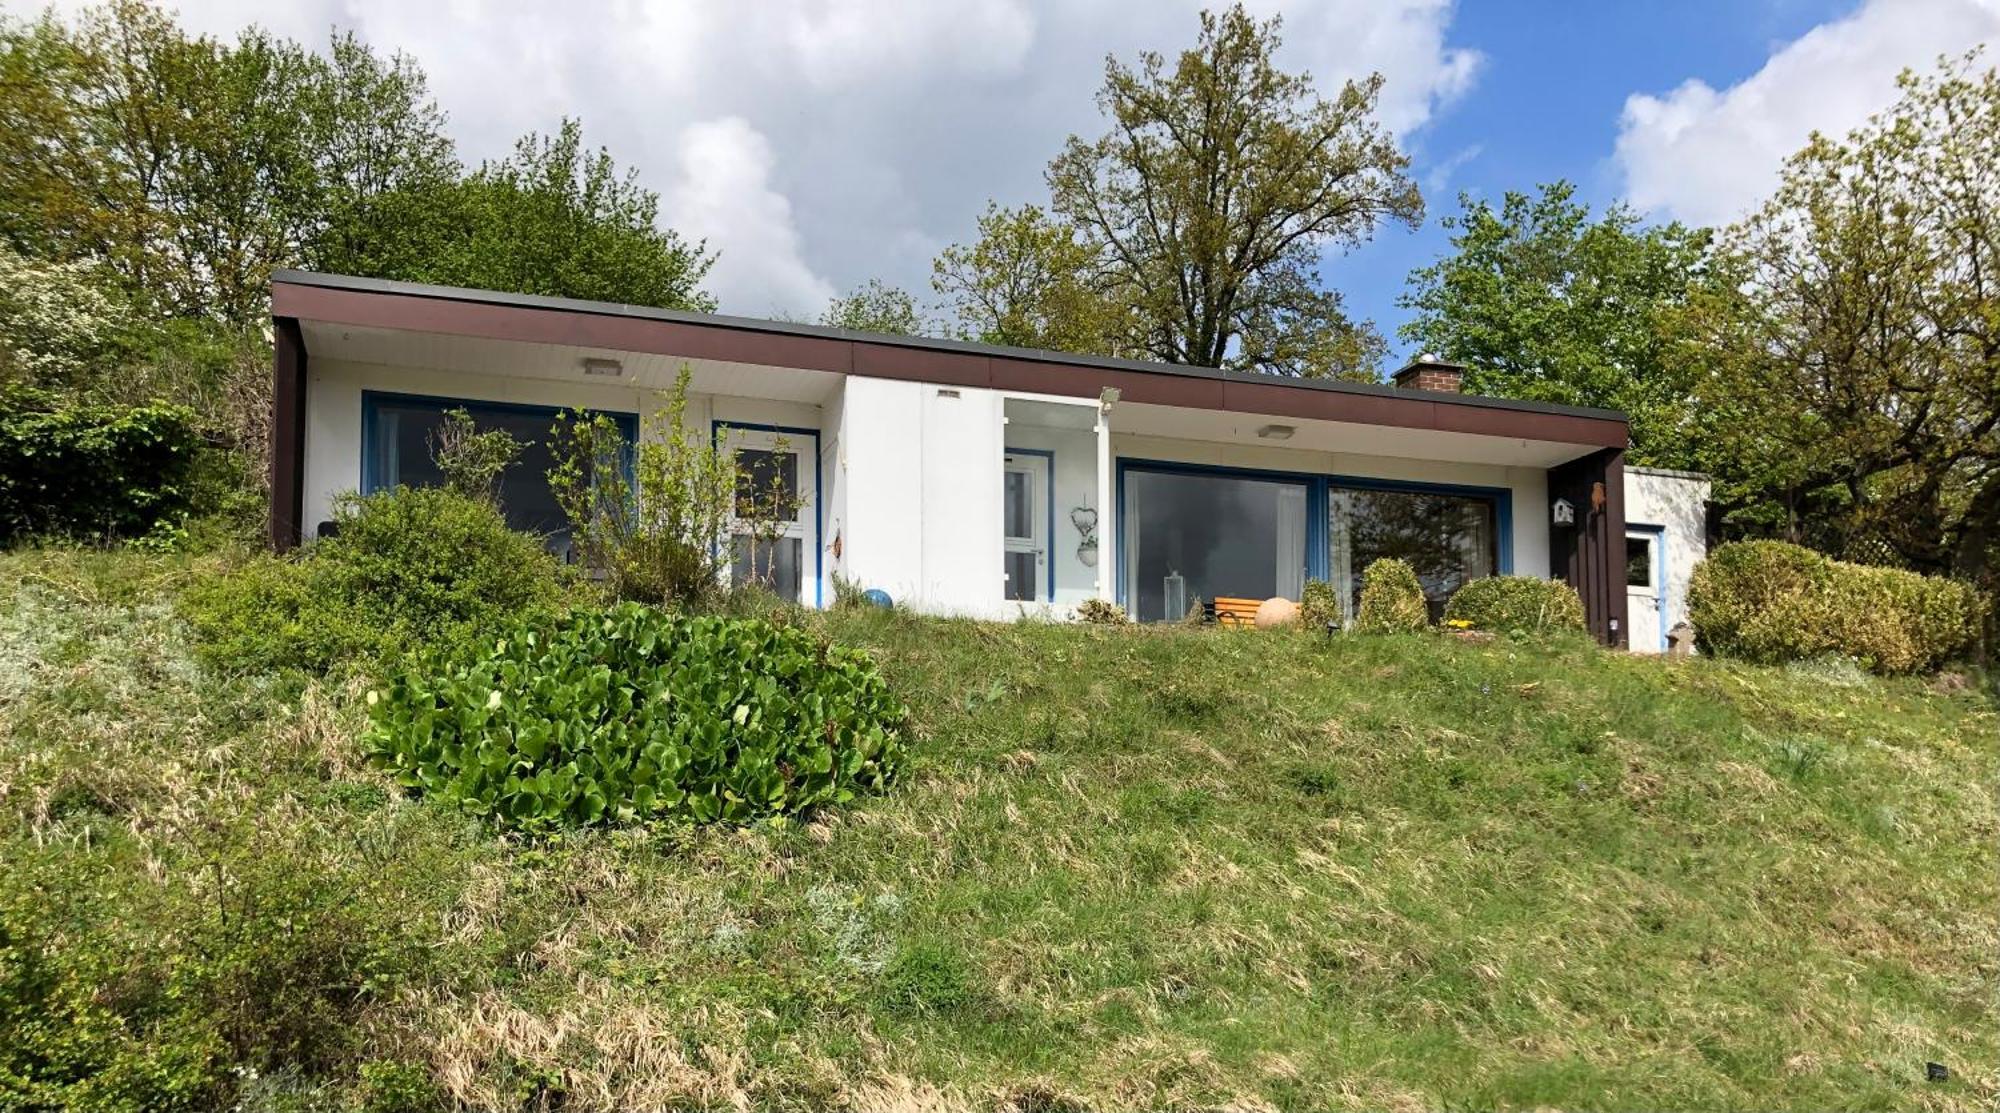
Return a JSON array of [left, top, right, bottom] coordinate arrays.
[[1551, 497, 1576, 527]]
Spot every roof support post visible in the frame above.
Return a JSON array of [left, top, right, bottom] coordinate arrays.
[[1548, 447, 1628, 648], [1094, 400, 1115, 603], [270, 316, 307, 551]]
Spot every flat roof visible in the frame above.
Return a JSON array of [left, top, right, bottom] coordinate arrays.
[[272, 270, 1629, 449]]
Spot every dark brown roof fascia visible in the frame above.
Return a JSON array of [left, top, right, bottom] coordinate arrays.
[[271, 271, 1627, 448]]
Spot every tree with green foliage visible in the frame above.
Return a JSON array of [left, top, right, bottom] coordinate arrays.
[[0, 1, 458, 327], [358, 119, 716, 311], [1675, 51, 2000, 581], [931, 203, 1131, 354], [820, 278, 926, 335], [1399, 182, 1713, 467], [1044, 4, 1420, 379]]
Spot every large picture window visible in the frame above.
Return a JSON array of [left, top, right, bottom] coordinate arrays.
[[1328, 485, 1497, 621], [1122, 467, 1309, 622], [362, 393, 636, 551]]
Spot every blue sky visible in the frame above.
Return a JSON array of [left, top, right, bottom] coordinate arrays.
[[1334, 0, 1861, 364], [11, 0, 1995, 367]]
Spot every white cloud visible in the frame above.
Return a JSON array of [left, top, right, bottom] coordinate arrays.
[[1615, 0, 2000, 228], [11, 0, 1481, 318], [667, 117, 836, 316]]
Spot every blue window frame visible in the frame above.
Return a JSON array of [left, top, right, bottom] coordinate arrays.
[[360, 391, 637, 547], [1327, 474, 1512, 622], [1116, 457, 1513, 621]]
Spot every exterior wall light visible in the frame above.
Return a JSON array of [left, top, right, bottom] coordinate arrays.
[[582, 357, 624, 377], [1256, 424, 1295, 440]]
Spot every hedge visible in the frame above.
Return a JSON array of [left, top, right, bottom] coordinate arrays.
[[1688, 540, 1985, 674], [0, 390, 204, 543]]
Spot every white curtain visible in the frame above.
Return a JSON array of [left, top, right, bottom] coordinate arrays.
[[1275, 485, 1306, 600], [1329, 493, 1354, 622]]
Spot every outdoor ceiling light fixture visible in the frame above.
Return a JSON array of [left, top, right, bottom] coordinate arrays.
[[1256, 424, 1295, 440], [581, 357, 624, 377]]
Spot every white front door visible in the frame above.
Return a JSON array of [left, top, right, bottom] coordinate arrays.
[[722, 426, 819, 605], [1625, 528, 1664, 652], [1003, 452, 1049, 602]]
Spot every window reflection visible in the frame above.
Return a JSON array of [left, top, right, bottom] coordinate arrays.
[[1329, 487, 1496, 621], [1123, 469, 1307, 622]]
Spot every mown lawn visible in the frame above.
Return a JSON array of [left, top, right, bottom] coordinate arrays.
[[1, 549, 1995, 1111]]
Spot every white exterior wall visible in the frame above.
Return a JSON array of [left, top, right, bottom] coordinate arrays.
[[300, 356, 1699, 637], [835, 378, 1008, 617], [1623, 467, 1712, 644]]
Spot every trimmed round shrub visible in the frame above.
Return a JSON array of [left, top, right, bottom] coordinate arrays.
[[1353, 558, 1428, 633], [1688, 540, 1985, 675], [182, 486, 568, 675], [363, 603, 909, 829], [1444, 575, 1586, 635], [1298, 578, 1340, 631]]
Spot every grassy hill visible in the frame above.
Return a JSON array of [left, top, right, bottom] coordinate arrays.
[[1, 549, 1995, 1111]]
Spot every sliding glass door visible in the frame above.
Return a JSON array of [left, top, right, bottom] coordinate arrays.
[[1121, 467, 1309, 623]]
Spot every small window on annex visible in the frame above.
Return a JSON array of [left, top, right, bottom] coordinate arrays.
[[362, 393, 636, 552], [1328, 485, 1498, 622]]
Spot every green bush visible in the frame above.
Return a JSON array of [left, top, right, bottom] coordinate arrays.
[[1443, 575, 1586, 635], [1353, 559, 1428, 633], [1688, 540, 1986, 674], [0, 814, 461, 1111], [181, 486, 568, 675], [0, 389, 205, 544], [1298, 579, 1340, 631], [363, 603, 909, 829]]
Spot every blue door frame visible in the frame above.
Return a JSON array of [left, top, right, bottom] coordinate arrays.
[[1626, 522, 1668, 650], [1114, 456, 1514, 613]]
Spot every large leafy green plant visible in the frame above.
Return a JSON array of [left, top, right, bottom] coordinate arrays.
[[363, 604, 908, 829]]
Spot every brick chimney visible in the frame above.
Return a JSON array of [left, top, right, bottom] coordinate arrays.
[[1392, 353, 1466, 393]]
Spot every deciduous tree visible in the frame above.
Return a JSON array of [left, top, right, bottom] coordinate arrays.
[[1679, 51, 2000, 580], [820, 279, 925, 335], [931, 203, 1130, 354], [1399, 182, 1712, 467], [1045, 4, 1419, 379]]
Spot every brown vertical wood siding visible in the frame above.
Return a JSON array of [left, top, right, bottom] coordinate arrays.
[[1547, 447, 1629, 647]]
